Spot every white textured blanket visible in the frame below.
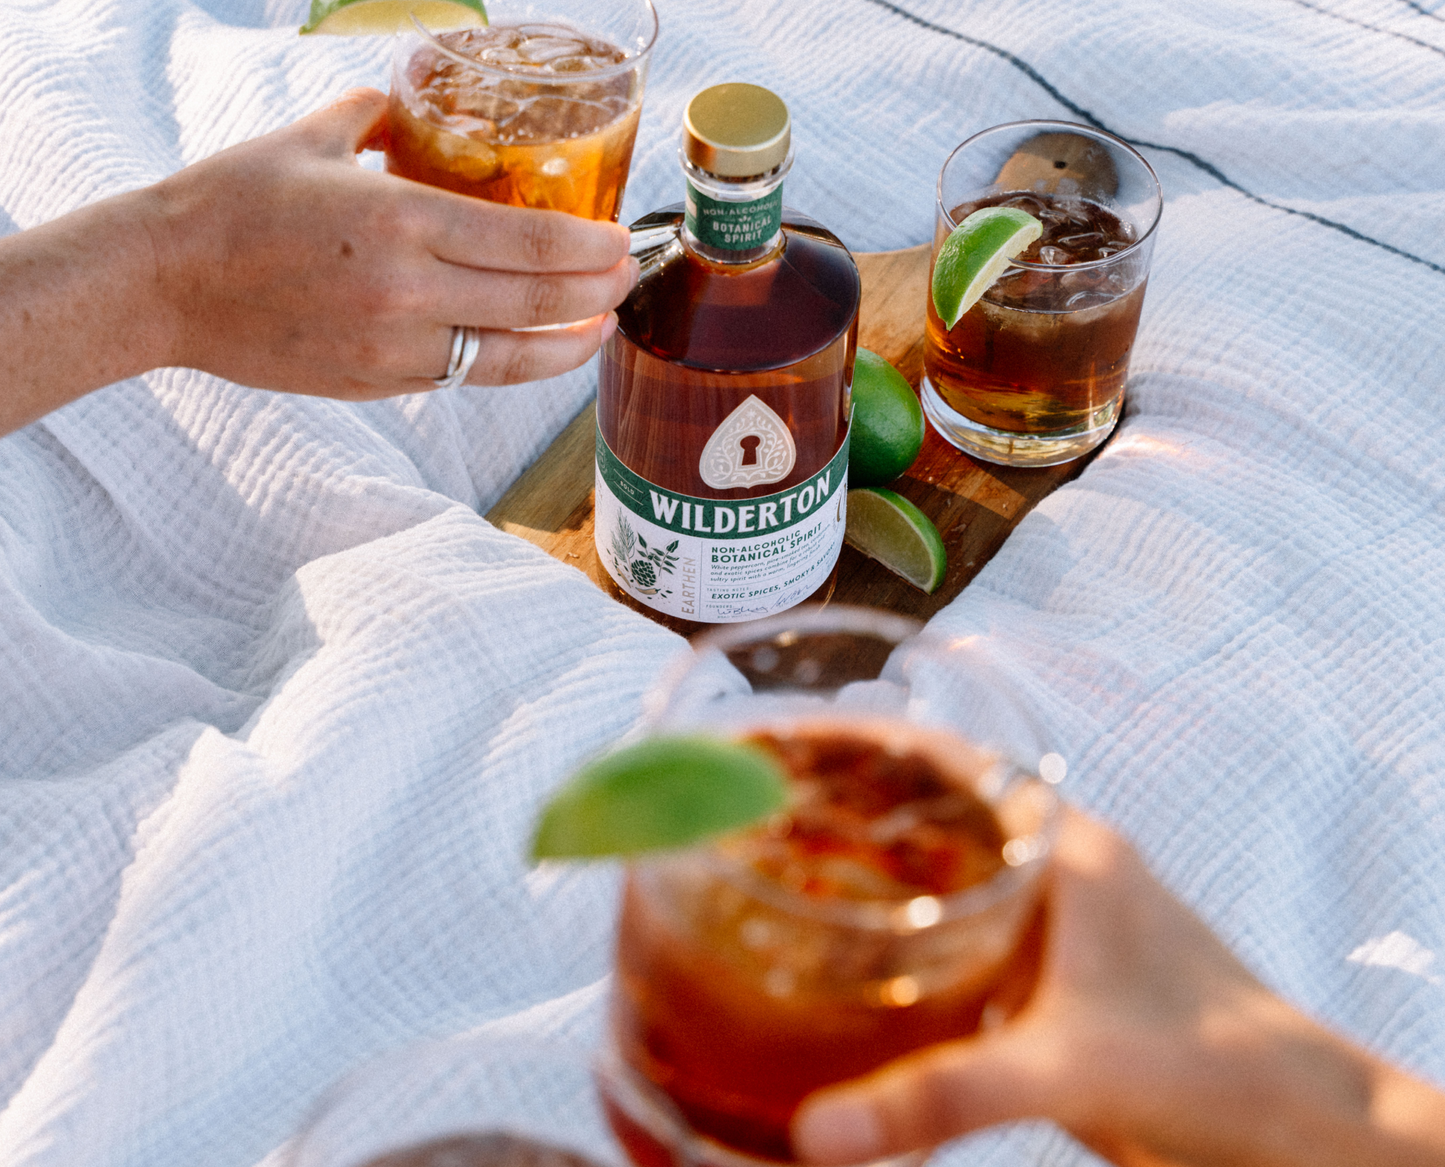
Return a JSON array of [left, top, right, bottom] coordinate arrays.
[[2, 0, 1443, 1164]]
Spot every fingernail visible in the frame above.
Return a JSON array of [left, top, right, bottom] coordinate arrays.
[[627, 255, 641, 287], [792, 1097, 884, 1164], [600, 311, 618, 344]]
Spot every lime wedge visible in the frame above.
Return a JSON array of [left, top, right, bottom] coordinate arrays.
[[930, 206, 1042, 329], [300, 0, 486, 35], [850, 349, 925, 487], [530, 735, 788, 861], [845, 487, 947, 593]]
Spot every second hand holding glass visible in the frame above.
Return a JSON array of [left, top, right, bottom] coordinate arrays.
[[533, 605, 1061, 1167]]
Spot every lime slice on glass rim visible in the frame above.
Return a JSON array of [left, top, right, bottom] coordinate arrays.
[[930, 205, 1042, 328], [300, 0, 486, 34], [845, 486, 948, 594], [530, 735, 788, 861], [850, 349, 925, 487]]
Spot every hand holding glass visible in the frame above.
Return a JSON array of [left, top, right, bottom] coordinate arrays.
[[596, 606, 1060, 1167]]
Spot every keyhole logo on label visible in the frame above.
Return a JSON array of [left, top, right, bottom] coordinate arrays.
[[698, 395, 797, 489]]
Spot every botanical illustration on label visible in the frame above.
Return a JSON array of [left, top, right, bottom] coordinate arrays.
[[595, 425, 849, 623], [607, 514, 681, 600], [685, 182, 784, 251], [698, 395, 797, 489]]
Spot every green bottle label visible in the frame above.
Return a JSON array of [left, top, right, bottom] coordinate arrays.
[[594, 426, 849, 623], [685, 181, 783, 250]]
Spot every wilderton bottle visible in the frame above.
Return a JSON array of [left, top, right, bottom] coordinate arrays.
[[594, 82, 861, 632]]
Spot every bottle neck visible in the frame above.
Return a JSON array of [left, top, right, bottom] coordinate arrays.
[[680, 148, 793, 265]]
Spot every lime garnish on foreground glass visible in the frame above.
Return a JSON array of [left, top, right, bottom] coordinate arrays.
[[931, 205, 1043, 328], [845, 486, 948, 593], [850, 349, 925, 487], [300, 0, 486, 34], [530, 736, 788, 860]]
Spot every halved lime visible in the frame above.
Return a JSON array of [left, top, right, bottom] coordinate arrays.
[[300, 0, 486, 35], [850, 349, 925, 487], [931, 206, 1042, 329], [845, 487, 947, 593], [530, 735, 788, 861]]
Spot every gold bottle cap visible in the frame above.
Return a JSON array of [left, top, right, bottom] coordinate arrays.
[[683, 83, 791, 178]]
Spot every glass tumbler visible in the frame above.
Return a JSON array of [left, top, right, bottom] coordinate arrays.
[[285, 1033, 614, 1167], [386, 0, 657, 221], [595, 605, 1061, 1167], [921, 121, 1162, 467]]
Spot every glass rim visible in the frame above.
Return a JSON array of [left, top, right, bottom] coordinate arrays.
[[404, 0, 659, 86], [689, 603, 925, 659], [644, 603, 925, 726], [281, 1032, 597, 1167], [937, 118, 1163, 274]]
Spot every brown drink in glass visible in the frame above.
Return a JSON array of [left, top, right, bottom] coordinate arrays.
[[595, 607, 1059, 1167], [921, 123, 1162, 467], [385, 0, 656, 221]]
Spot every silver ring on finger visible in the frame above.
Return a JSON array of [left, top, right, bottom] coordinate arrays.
[[434, 325, 482, 391]]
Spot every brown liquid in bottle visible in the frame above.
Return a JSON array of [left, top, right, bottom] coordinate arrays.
[[597, 207, 860, 635]]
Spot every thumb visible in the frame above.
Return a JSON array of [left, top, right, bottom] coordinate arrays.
[[296, 87, 389, 157], [791, 1030, 1065, 1164]]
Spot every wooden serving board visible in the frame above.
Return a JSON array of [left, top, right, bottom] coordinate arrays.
[[484, 245, 1095, 624]]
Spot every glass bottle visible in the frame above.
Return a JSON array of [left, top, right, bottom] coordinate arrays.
[[594, 82, 861, 634]]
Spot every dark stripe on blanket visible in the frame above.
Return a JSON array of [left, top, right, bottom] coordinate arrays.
[[859, 0, 1445, 278], [1284, 0, 1445, 57], [1399, 0, 1444, 20]]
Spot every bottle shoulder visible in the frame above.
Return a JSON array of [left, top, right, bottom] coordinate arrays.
[[618, 205, 861, 373]]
